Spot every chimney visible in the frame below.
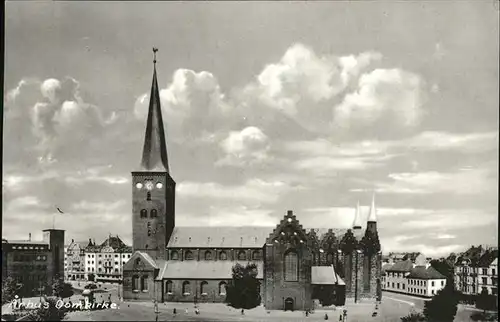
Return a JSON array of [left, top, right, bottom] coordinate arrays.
[[72, 239, 74, 243], [287, 210, 293, 216], [28, 233, 31, 242]]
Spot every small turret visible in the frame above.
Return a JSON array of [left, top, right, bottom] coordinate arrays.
[[353, 201, 363, 230], [367, 193, 377, 234]]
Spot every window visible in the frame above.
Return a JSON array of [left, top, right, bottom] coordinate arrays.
[[492, 288, 497, 295], [205, 251, 212, 260], [483, 268, 488, 275], [397, 283, 400, 289], [200, 281, 208, 295], [182, 281, 191, 295], [237, 250, 247, 261], [402, 284, 405, 290], [141, 276, 148, 291], [482, 277, 487, 285], [219, 251, 227, 260], [150, 209, 157, 218], [392, 282, 395, 288], [171, 251, 179, 260], [327, 253, 334, 264], [132, 275, 139, 291], [147, 222, 152, 236], [284, 250, 298, 281], [166, 280, 173, 294], [219, 281, 227, 295], [185, 251, 193, 260], [493, 269, 496, 276], [147, 192, 151, 201], [432, 290, 435, 295], [252, 250, 261, 260], [140, 209, 147, 218]]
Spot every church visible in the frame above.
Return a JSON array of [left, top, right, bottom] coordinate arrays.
[[122, 52, 383, 311]]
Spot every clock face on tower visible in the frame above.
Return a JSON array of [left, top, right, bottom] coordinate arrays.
[[145, 181, 154, 190]]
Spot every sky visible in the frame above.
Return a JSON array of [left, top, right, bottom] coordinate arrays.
[[3, 1, 499, 257]]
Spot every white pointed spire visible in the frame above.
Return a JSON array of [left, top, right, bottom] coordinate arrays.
[[353, 201, 363, 229], [368, 193, 377, 222]]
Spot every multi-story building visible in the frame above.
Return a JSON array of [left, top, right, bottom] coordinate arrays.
[[64, 239, 88, 281], [476, 250, 498, 296], [1, 229, 65, 297], [454, 245, 497, 295], [94, 235, 132, 283], [383, 260, 446, 298], [122, 55, 383, 311]]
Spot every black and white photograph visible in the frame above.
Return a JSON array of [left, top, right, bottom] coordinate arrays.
[[1, 1, 498, 321]]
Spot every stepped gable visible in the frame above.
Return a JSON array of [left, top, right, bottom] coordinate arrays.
[[266, 211, 308, 244]]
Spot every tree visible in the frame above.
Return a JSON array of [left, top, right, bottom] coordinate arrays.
[[476, 288, 496, 312], [400, 312, 426, 322], [27, 297, 67, 321], [2, 277, 21, 305], [52, 278, 74, 299], [423, 286, 459, 322], [225, 263, 261, 309]]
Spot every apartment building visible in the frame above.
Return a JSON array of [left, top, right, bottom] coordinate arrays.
[[454, 246, 497, 295]]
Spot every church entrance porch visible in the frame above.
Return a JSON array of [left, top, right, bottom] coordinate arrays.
[[284, 297, 294, 311]]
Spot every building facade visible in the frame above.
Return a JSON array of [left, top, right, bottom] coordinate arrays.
[[63, 236, 133, 283], [64, 240, 88, 281], [383, 260, 446, 298], [2, 229, 65, 297], [454, 246, 497, 295], [122, 56, 383, 311]]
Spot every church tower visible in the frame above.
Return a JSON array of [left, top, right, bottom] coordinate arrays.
[[131, 48, 176, 260]]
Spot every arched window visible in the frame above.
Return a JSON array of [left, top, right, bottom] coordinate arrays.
[[171, 250, 179, 260], [141, 275, 148, 291], [252, 250, 261, 260], [237, 250, 247, 261], [182, 281, 191, 295], [327, 252, 334, 264], [204, 250, 212, 260], [200, 281, 208, 295], [284, 250, 298, 281], [132, 275, 139, 291], [219, 251, 227, 260], [185, 251, 193, 260], [166, 280, 173, 294], [150, 209, 157, 218], [135, 258, 141, 266], [219, 281, 227, 295], [140, 209, 147, 218]]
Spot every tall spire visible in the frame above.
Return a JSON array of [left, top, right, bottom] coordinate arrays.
[[368, 193, 377, 222], [353, 201, 363, 229], [141, 47, 170, 172]]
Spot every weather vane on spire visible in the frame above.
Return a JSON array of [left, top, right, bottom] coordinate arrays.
[[153, 47, 158, 64]]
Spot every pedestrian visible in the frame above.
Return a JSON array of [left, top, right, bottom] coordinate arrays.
[[305, 310, 309, 317], [324, 313, 329, 320], [241, 309, 245, 315], [339, 314, 342, 321], [173, 308, 177, 315]]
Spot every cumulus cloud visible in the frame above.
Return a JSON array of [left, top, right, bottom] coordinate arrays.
[[134, 69, 233, 141], [4, 77, 116, 165], [240, 43, 382, 133], [334, 69, 425, 134], [216, 126, 271, 166]]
